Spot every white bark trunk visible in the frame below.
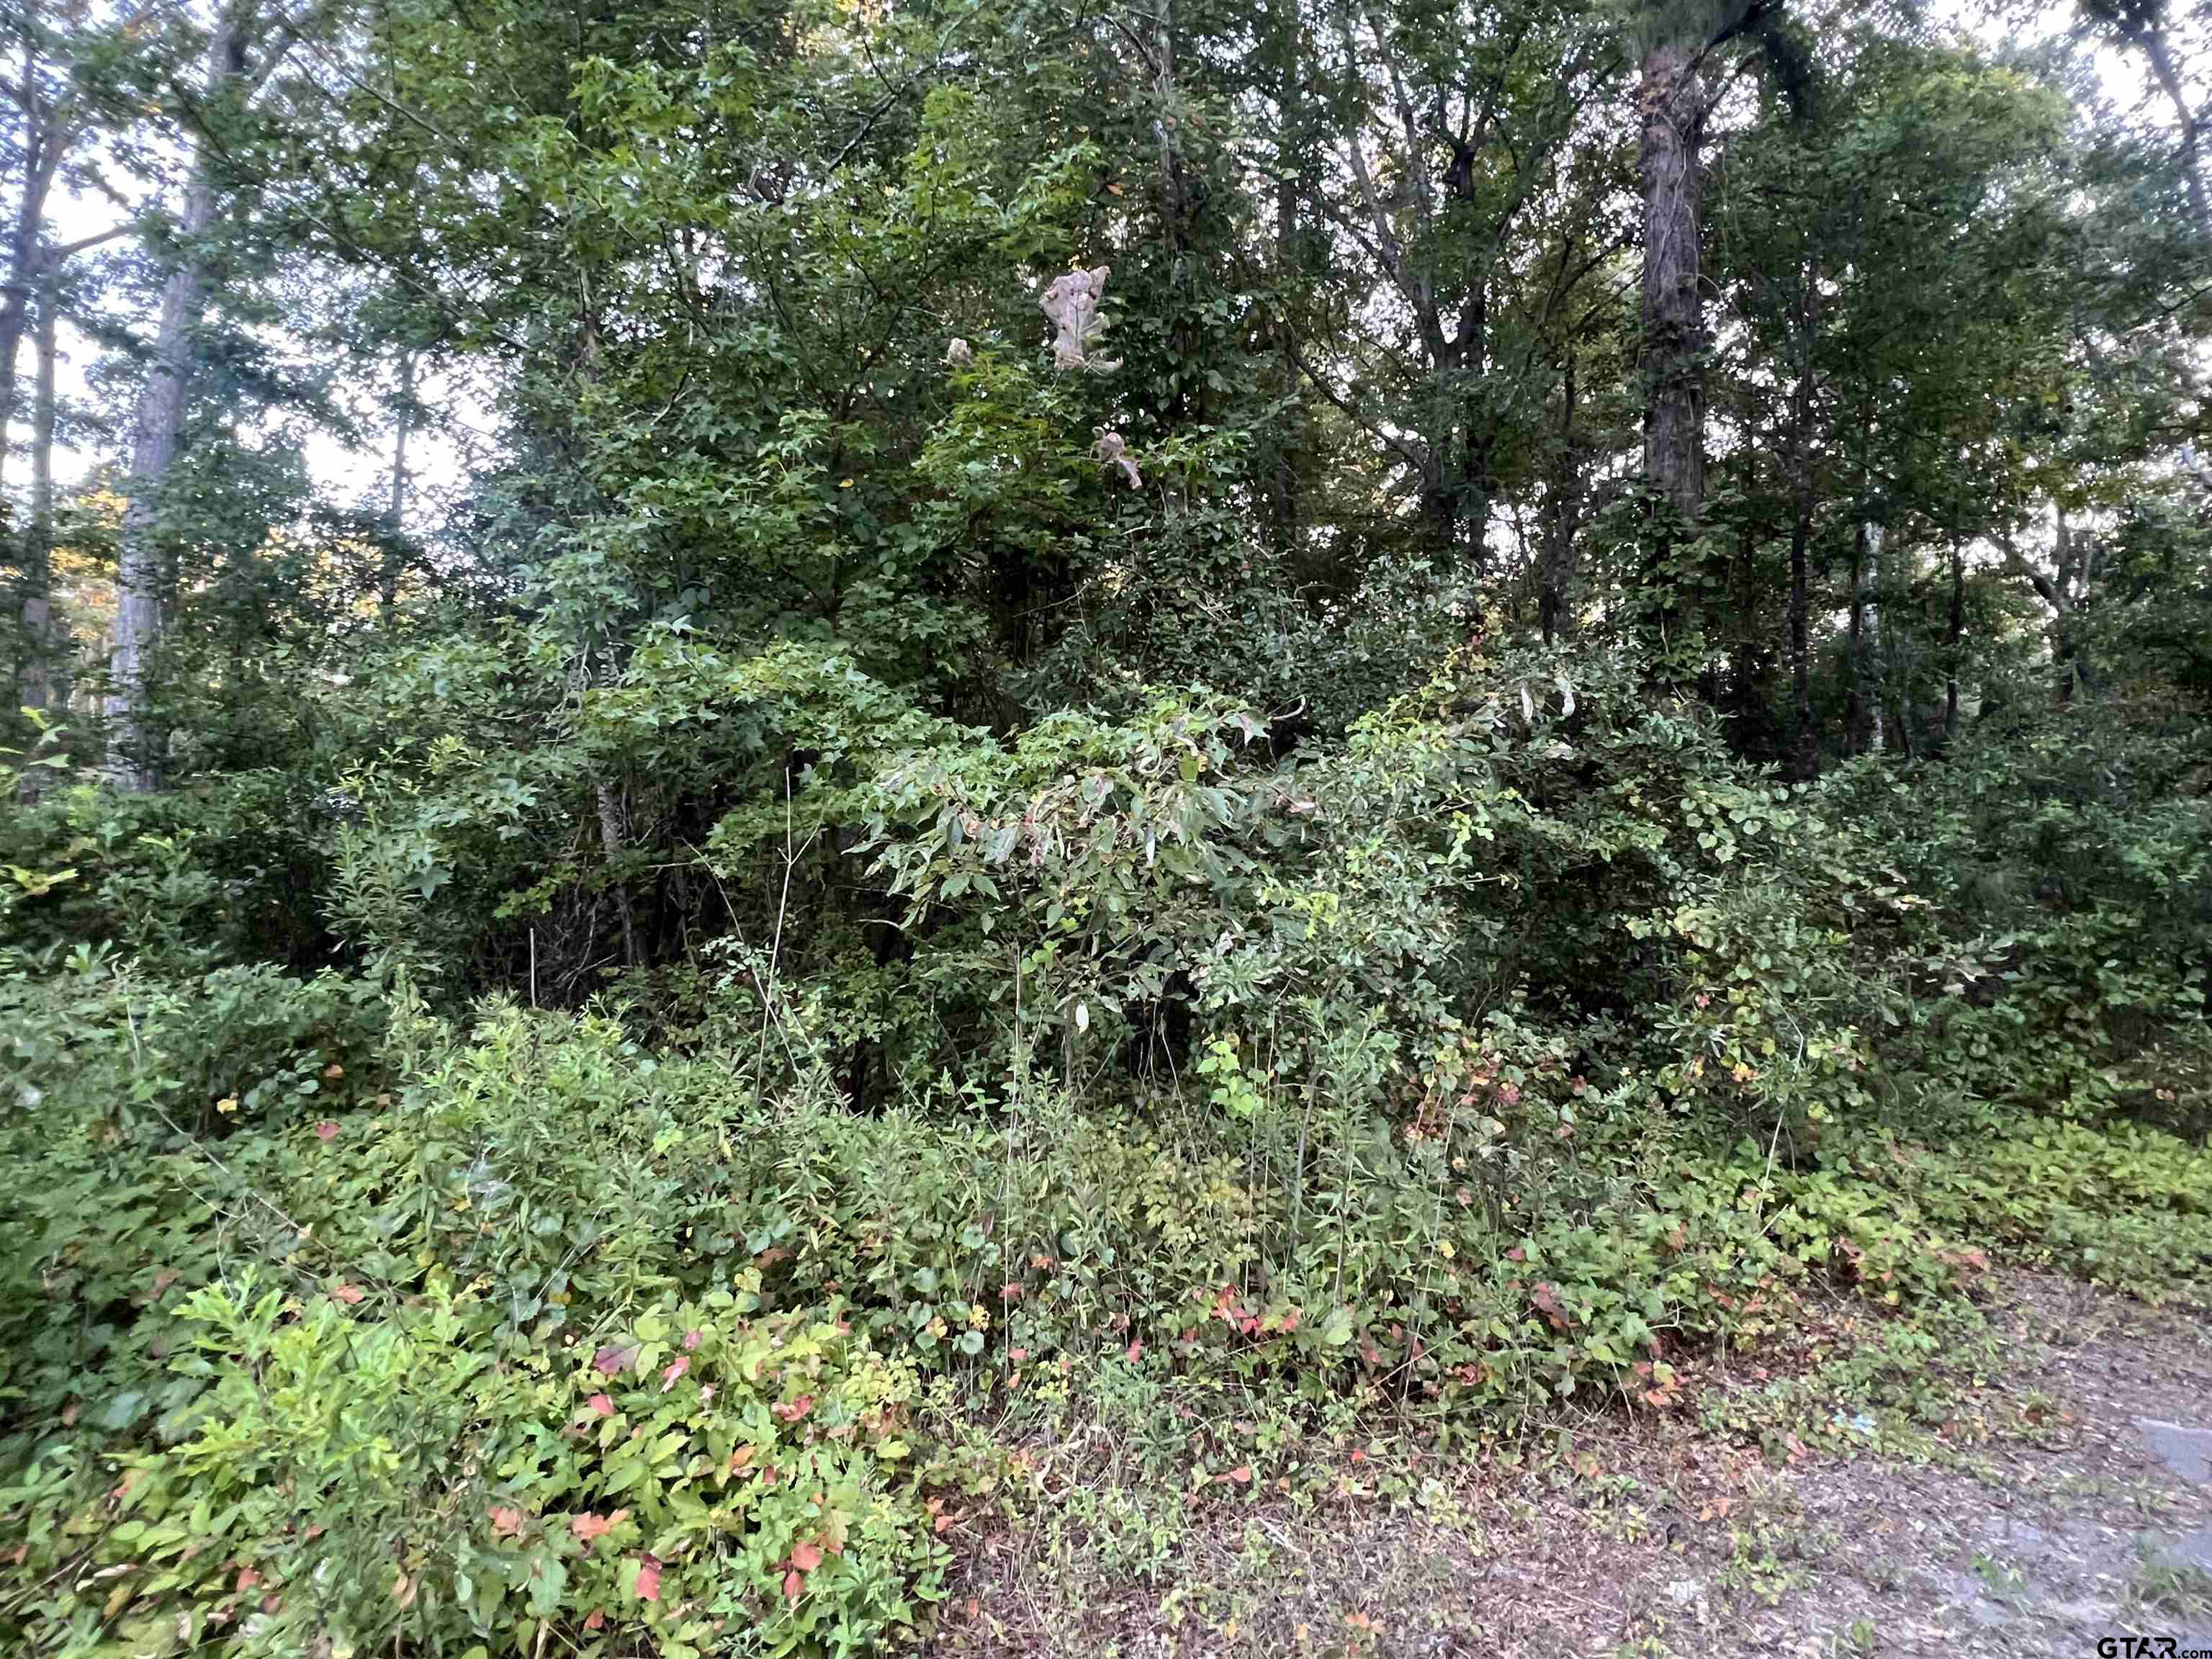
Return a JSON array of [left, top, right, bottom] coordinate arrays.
[[104, 20, 244, 791]]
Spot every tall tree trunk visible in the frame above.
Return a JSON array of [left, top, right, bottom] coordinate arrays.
[[1844, 516, 1869, 753], [2054, 499, 2081, 703], [1943, 536, 1963, 746], [1786, 479, 1815, 771], [1539, 358, 1583, 644], [17, 253, 58, 801], [106, 19, 246, 792], [0, 120, 63, 495], [1785, 278, 1818, 777], [1267, 0, 1316, 565], [2134, 17, 2209, 238], [1421, 464, 1460, 554], [1638, 38, 1705, 529], [379, 350, 414, 620], [1865, 519, 1887, 753], [1154, 0, 1189, 263], [595, 778, 639, 969], [1271, 131, 1299, 556], [1151, 0, 1201, 425]]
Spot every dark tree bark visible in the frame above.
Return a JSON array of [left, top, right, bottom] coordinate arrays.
[[1785, 276, 1819, 776], [1271, 65, 1300, 559], [17, 253, 58, 801], [1638, 38, 1707, 529], [1843, 516, 1870, 753], [595, 778, 639, 969], [1943, 536, 1964, 745], [1539, 359, 1584, 644], [2051, 499, 2098, 702]]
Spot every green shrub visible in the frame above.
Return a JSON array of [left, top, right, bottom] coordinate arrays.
[[79, 1281, 945, 1658]]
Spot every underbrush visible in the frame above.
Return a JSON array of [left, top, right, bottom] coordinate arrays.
[[4, 646, 2208, 1653], [5, 974, 2208, 1657]]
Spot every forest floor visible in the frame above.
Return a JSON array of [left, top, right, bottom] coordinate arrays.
[[930, 1274, 2212, 1659]]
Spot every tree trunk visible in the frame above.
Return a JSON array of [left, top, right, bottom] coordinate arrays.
[[1864, 519, 1887, 753], [0, 119, 63, 496], [2136, 20, 2209, 239], [1785, 279, 1818, 778], [1844, 516, 1869, 753], [2054, 499, 2081, 703], [17, 254, 58, 800], [1943, 536, 1963, 746], [595, 778, 639, 969], [1539, 359, 1583, 644], [1786, 495, 1815, 772], [105, 19, 246, 792], [1638, 38, 1706, 529], [1267, 0, 1304, 562], [1421, 466, 1460, 554], [379, 350, 414, 619]]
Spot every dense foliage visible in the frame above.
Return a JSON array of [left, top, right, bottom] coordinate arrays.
[[1, 0, 2208, 1649]]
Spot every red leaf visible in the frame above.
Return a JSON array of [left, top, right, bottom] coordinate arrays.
[[572, 1510, 626, 1542], [235, 1567, 262, 1593], [151, 1268, 179, 1299], [331, 1285, 365, 1305], [770, 1393, 814, 1423], [634, 1555, 661, 1602], [487, 1506, 523, 1538], [1125, 1337, 1143, 1362], [791, 1542, 822, 1572], [783, 1568, 804, 1604], [683, 1328, 702, 1351], [585, 1393, 615, 1417], [661, 1357, 688, 1391], [583, 1610, 605, 1632], [1505, 1246, 1527, 1262], [1226, 1466, 1253, 1485], [593, 1344, 639, 1376], [314, 1120, 340, 1142], [1530, 1282, 1570, 1330]]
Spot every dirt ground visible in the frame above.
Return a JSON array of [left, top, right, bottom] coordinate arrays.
[[929, 1274, 2212, 1658]]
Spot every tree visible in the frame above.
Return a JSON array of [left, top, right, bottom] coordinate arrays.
[[104, 0, 339, 791], [2075, 0, 2210, 238], [1624, 0, 1807, 675]]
